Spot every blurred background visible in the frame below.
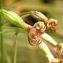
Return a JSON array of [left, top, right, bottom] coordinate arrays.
[[1, 0, 63, 63]]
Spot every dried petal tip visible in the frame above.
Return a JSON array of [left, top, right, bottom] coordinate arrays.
[[55, 43, 63, 54], [47, 18, 58, 31], [33, 21, 46, 34]]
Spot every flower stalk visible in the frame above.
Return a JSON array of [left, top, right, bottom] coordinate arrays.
[[1, 9, 63, 63], [1, 9, 58, 46], [0, 9, 8, 63], [38, 41, 55, 61], [41, 33, 57, 46], [13, 29, 18, 63], [38, 41, 62, 63]]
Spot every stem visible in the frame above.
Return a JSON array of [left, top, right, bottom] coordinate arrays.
[[41, 33, 57, 46], [38, 41, 55, 61], [13, 29, 18, 63], [39, 34, 63, 62], [21, 11, 31, 19], [20, 21, 32, 30], [0, 27, 4, 63], [0, 0, 2, 61], [0, 1, 6, 62], [0, 1, 10, 63]]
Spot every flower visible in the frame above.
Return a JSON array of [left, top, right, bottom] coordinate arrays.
[[47, 18, 57, 31], [33, 21, 46, 34]]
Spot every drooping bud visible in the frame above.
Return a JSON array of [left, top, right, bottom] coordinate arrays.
[[31, 11, 48, 22], [1, 9, 32, 30]]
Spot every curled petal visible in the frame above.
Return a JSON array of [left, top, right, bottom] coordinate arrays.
[[56, 43, 63, 54], [47, 18, 58, 31], [28, 28, 42, 45], [33, 21, 46, 34]]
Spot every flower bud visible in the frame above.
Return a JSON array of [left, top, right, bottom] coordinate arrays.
[[2, 9, 24, 27], [31, 11, 48, 22]]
